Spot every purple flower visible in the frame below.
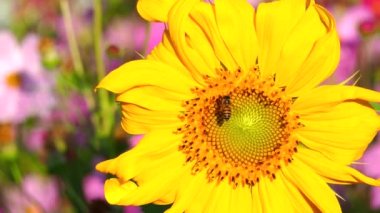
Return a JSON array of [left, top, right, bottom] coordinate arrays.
[[0, 31, 55, 123]]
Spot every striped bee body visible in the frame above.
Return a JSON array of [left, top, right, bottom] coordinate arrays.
[[215, 96, 231, 126]]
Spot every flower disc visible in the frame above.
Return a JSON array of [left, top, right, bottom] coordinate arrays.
[[177, 69, 302, 187]]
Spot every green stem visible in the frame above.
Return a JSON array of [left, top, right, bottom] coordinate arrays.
[[60, 0, 96, 122], [93, 0, 114, 147], [10, 160, 22, 183], [59, 0, 84, 75], [65, 183, 87, 212], [93, 0, 106, 81]]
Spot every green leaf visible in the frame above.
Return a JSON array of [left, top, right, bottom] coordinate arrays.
[[370, 102, 380, 111]]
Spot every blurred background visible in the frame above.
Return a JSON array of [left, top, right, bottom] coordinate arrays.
[[0, 0, 379, 212]]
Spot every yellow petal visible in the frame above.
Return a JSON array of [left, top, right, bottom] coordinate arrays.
[[97, 59, 199, 134], [97, 131, 186, 205], [255, 0, 313, 78], [230, 186, 252, 213], [147, 31, 190, 75], [189, 2, 237, 71], [183, 16, 221, 75], [120, 103, 181, 134], [293, 85, 380, 164], [165, 171, 215, 213], [167, 0, 219, 84], [251, 184, 263, 213], [103, 158, 184, 206], [96, 130, 181, 180], [282, 160, 342, 213], [116, 86, 186, 112], [275, 4, 329, 88], [136, 0, 176, 22], [277, 172, 315, 213], [204, 180, 232, 212], [294, 101, 380, 164], [214, 0, 258, 72], [186, 179, 217, 212], [258, 177, 295, 213], [103, 178, 134, 204], [285, 5, 340, 97], [97, 59, 198, 95], [296, 148, 380, 186], [293, 85, 380, 113], [131, 156, 186, 205]]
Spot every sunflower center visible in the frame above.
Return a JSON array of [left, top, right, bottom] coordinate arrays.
[[210, 92, 288, 166], [176, 68, 302, 188]]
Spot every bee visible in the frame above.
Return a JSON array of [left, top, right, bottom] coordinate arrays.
[[215, 95, 231, 126]]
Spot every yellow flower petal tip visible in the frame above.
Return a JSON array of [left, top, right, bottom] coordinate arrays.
[[95, 159, 115, 173], [137, 0, 176, 22], [104, 178, 125, 204], [104, 178, 140, 205], [96, 0, 380, 211]]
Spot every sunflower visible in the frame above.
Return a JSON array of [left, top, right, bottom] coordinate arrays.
[[96, 0, 380, 212]]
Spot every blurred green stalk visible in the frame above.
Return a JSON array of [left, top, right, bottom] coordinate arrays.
[[59, 0, 84, 75], [93, 0, 115, 148], [59, 0, 95, 113]]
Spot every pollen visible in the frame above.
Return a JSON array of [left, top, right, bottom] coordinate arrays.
[[6, 72, 22, 88], [176, 67, 302, 188], [0, 123, 15, 145]]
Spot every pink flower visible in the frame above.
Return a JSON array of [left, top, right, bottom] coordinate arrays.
[[82, 173, 106, 202], [2, 174, 61, 213], [363, 0, 380, 18], [333, 43, 358, 82], [336, 5, 374, 43], [1, 174, 60, 212], [2, 186, 41, 213], [146, 22, 165, 53], [124, 206, 143, 213], [129, 135, 143, 147], [105, 17, 146, 53], [361, 141, 380, 178], [328, 5, 374, 82], [24, 127, 48, 152], [361, 140, 380, 209], [22, 174, 60, 212], [371, 187, 380, 209], [0, 31, 55, 123]]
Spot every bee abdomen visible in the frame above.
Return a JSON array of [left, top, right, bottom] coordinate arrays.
[[223, 110, 231, 120]]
